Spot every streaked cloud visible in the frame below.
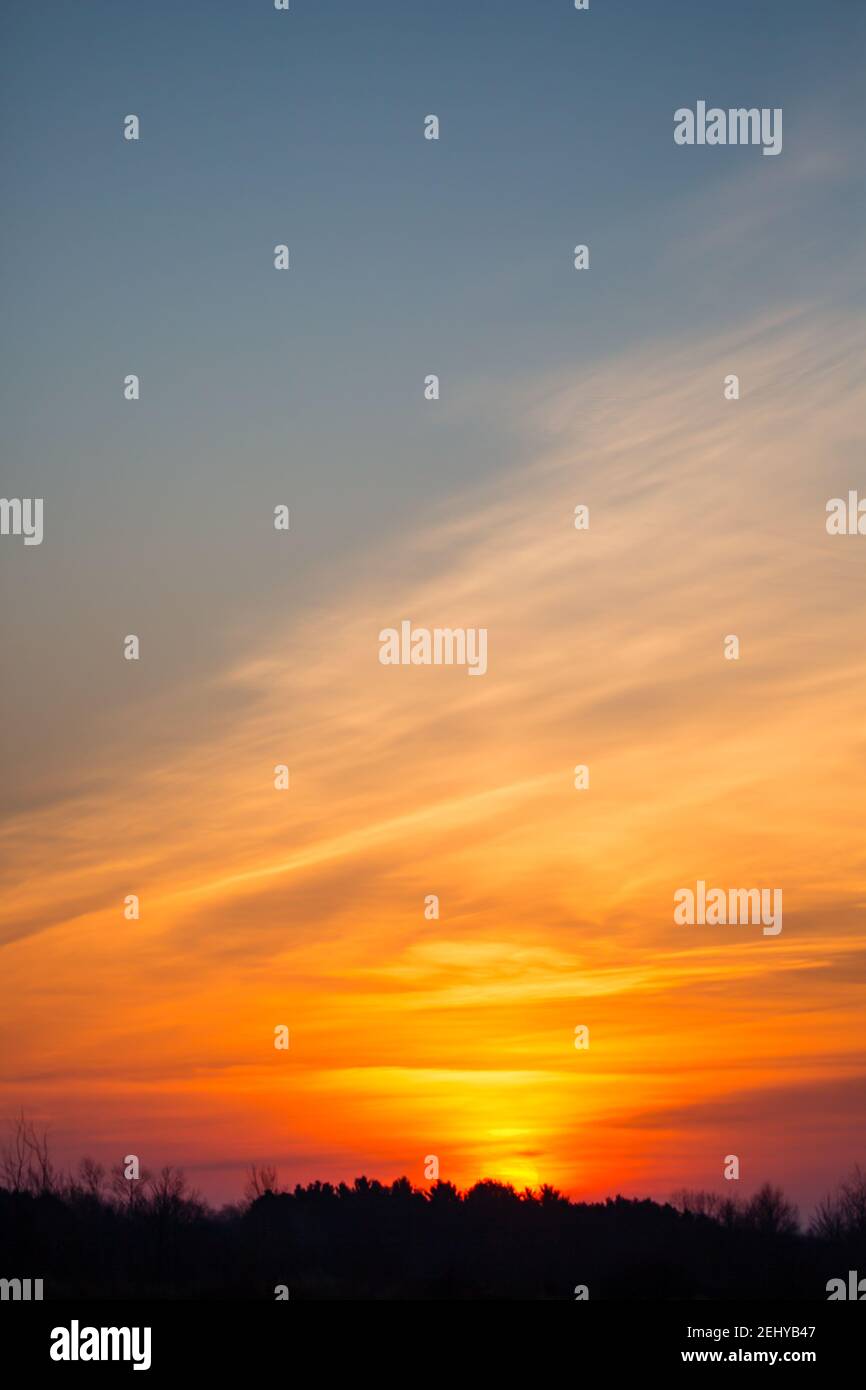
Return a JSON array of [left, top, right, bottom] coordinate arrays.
[[2, 295, 864, 1209]]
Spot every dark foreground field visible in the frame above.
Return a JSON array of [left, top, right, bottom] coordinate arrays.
[[3, 1164, 865, 1299]]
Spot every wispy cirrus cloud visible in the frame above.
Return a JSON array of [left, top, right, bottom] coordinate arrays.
[[2, 296, 864, 1206]]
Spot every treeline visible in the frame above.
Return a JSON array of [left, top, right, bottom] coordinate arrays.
[[2, 1119, 864, 1299]]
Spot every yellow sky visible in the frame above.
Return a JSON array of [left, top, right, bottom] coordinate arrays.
[[2, 301, 865, 1209]]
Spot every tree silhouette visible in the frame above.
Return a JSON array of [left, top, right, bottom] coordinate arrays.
[[0, 1117, 860, 1299]]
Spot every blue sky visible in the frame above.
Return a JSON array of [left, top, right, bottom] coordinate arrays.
[[1, 0, 862, 790]]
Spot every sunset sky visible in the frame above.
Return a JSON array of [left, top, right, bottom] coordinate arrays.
[[1, 0, 864, 1213]]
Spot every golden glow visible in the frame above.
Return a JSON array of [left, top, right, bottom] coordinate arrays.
[[2, 304, 865, 1208]]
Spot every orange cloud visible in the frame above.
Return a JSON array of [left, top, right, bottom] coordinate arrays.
[[2, 301, 865, 1209]]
